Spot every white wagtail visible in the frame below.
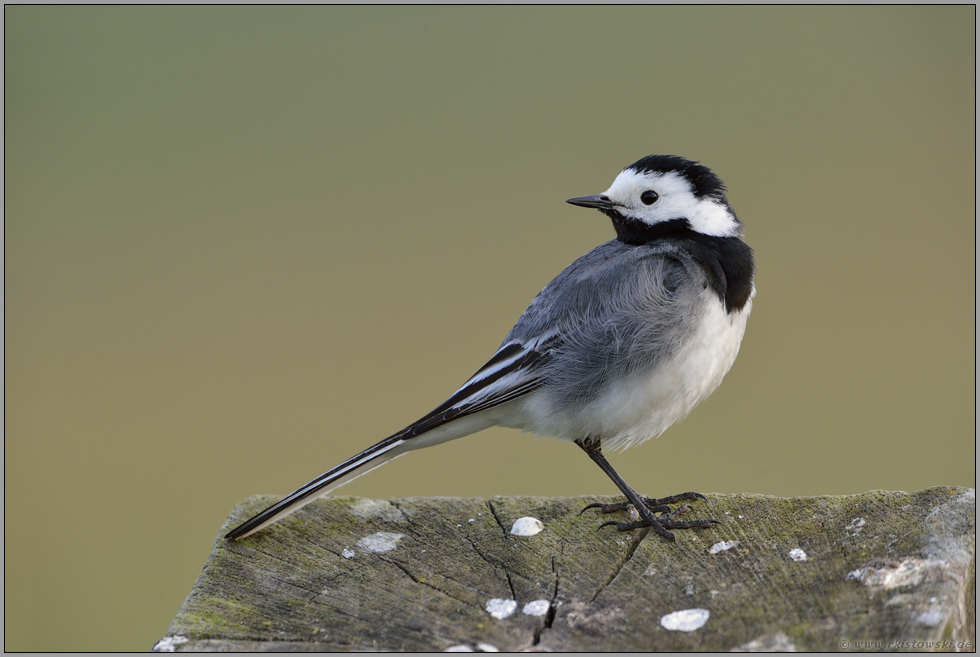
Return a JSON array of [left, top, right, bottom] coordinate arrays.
[[226, 154, 755, 542]]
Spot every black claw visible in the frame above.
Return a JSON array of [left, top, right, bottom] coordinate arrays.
[[582, 500, 673, 516], [582, 501, 627, 515], [665, 503, 693, 520], [650, 491, 707, 506], [597, 519, 674, 541], [650, 523, 677, 542], [582, 491, 718, 539]]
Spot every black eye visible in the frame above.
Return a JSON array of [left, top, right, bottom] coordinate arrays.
[[640, 190, 659, 205]]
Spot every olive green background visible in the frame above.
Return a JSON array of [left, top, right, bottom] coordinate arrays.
[[4, 6, 974, 652]]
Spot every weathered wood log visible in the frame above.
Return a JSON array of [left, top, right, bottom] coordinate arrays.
[[155, 487, 975, 652]]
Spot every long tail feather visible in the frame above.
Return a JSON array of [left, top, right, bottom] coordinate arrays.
[[224, 436, 408, 540], [225, 340, 552, 540]]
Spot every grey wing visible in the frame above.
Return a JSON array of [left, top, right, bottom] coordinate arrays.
[[503, 240, 704, 409], [398, 334, 560, 437]]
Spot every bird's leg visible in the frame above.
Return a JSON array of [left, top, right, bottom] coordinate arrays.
[[575, 439, 720, 541]]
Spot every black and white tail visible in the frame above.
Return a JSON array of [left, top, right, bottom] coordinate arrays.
[[224, 435, 411, 540], [224, 338, 556, 540]]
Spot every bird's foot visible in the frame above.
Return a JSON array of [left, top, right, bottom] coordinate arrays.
[[581, 491, 707, 515], [582, 492, 720, 541]]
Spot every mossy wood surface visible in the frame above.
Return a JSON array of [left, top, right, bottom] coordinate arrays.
[[157, 487, 975, 652]]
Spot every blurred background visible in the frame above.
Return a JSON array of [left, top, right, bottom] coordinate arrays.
[[4, 6, 974, 651]]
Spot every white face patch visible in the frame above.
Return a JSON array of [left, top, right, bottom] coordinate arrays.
[[602, 168, 740, 237]]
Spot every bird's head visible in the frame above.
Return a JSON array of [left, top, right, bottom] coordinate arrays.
[[567, 155, 742, 241]]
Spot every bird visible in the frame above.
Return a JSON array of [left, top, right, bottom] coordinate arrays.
[[225, 154, 755, 542]]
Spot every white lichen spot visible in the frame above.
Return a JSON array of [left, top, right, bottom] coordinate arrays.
[[522, 599, 551, 616], [342, 548, 355, 559], [152, 636, 189, 652], [684, 583, 695, 596], [788, 548, 808, 562], [846, 558, 948, 589], [914, 608, 945, 627], [349, 498, 407, 524], [731, 632, 797, 652], [885, 593, 915, 606], [485, 598, 518, 619], [510, 517, 544, 536], [356, 532, 404, 554], [468, 518, 475, 523], [444, 643, 499, 653], [660, 608, 710, 632], [708, 539, 739, 554]]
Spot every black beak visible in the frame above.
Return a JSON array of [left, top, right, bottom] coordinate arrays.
[[566, 194, 616, 210]]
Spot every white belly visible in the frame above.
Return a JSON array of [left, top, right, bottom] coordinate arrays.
[[517, 287, 753, 451]]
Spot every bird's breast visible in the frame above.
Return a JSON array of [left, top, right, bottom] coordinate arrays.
[[517, 286, 754, 450]]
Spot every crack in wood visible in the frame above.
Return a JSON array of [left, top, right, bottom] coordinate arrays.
[[485, 499, 510, 538], [532, 556, 561, 646], [380, 557, 483, 610], [481, 500, 535, 608], [504, 571, 517, 602], [387, 500, 416, 526], [589, 527, 649, 603], [465, 537, 518, 604]]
